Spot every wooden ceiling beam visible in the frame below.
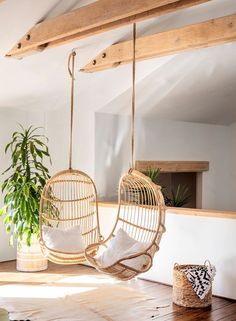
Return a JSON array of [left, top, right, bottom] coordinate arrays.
[[81, 14, 236, 73], [6, 0, 209, 58]]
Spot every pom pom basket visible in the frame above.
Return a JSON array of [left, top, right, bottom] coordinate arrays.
[[173, 263, 212, 308]]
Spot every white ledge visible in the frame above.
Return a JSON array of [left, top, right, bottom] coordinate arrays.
[[97, 202, 236, 220]]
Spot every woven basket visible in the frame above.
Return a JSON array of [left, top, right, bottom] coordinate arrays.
[[173, 263, 212, 308]]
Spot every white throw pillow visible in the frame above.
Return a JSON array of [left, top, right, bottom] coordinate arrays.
[[97, 228, 149, 270], [42, 225, 85, 253]]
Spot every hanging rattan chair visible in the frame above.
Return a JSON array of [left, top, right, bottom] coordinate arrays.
[[39, 52, 102, 264], [85, 169, 166, 280], [84, 24, 166, 280], [40, 169, 101, 264]]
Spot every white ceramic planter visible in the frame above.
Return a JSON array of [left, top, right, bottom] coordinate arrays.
[[17, 235, 48, 272], [0, 308, 9, 321]]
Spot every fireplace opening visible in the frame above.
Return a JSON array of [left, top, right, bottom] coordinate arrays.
[[135, 161, 209, 209], [156, 172, 196, 208]]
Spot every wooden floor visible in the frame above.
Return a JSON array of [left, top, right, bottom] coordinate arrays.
[[0, 260, 235, 321]]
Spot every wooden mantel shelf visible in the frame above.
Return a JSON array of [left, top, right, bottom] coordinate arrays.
[[135, 160, 209, 173]]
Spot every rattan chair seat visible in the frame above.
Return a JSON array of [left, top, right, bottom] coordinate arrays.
[[85, 169, 166, 280], [39, 169, 101, 264]]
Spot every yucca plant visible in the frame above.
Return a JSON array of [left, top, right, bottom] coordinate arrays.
[[171, 184, 191, 207], [0, 125, 51, 246], [145, 168, 161, 184], [145, 168, 191, 207]]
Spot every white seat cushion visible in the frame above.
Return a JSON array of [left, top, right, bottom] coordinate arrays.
[[97, 228, 149, 270], [42, 225, 85, 253]]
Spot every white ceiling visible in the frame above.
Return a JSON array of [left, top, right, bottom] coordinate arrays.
[[0, 0, 236, 125]]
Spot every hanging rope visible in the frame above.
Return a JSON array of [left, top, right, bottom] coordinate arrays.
[[68, 51, 76, 170], [131, 23, 136, 169]]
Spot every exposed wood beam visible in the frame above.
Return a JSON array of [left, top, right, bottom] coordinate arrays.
[[82, 14, 236, 73], [6, 0, 209, 58]]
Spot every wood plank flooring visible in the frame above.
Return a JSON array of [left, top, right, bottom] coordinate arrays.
[[0, 260, 235, 321]]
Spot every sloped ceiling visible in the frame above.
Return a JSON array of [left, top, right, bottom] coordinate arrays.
[[0, 0, 236, 125]]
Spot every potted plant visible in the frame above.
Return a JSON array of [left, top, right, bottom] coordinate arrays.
[[145, 168, 191, 207], [0, 125, 51, 271], [170, 184, 191, 207]]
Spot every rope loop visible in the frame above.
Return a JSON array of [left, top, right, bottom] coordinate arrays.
[[68, 50, 76, 170], [204, 260, 212, 269], [68, 51, 76, 79], [131, 23, 136, 169]]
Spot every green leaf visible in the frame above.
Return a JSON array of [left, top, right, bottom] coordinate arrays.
[[12, 150, 21, 165], [29, 142, 35, 156], [3, 215, 10, 224], [6, 224, 11, 233], [1, 180, 8, 192], [35, 148, 43, 159], [2, 165, 13, 176], [171, 184, 191, 207], [0, 207, 6, 216], [145, 168, 161, 184], [5, 142, 12, 153], [1, 125, 51, 242]]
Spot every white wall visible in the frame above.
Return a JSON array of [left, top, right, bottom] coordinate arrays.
[[95, 113, 130, 200], [141, 210, 236, 300], [43, 105, 95, 177], [1, 107, 234, 261], [95, 113, 234, 211], [37, 109, 233, 211], [229, 122, 236, 210], [137, 117, 232, 211], [98, 205, 236, 300], [0, 108, 28, 262]]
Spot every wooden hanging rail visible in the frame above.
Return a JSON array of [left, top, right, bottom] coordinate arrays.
[[6, 0, 209, 58], [81, 14, 236, 72]]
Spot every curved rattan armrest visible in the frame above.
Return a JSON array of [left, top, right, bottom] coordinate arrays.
[[85, 241, 154, 273], [116, 251, 153, 272], [84, 242, 108, 268], [85, 242, 106, 253]]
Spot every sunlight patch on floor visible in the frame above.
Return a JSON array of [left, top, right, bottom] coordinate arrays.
[[55, 274, 119, 285], [0, 273, 120, 300], [0, 264, 154, 321], [0, 284, 96, 299]]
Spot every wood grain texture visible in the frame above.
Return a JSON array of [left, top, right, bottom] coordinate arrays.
[[96, 201, 236, 220], [6, 0, 209, 58], [135, 160, 209, 173], [82, 14, 236, 72], [0, 261, 235, 320]]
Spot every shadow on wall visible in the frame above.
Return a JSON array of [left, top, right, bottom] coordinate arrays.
[[95, 112, 130, 201]]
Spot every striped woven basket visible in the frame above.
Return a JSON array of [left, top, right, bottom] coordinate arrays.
[[173, 263, 212, 308]]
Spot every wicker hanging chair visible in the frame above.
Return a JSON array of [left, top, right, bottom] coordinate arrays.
[[84, 24, 166, 280], [85, 169, 166, 280], [39, 52, 102, 265]]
